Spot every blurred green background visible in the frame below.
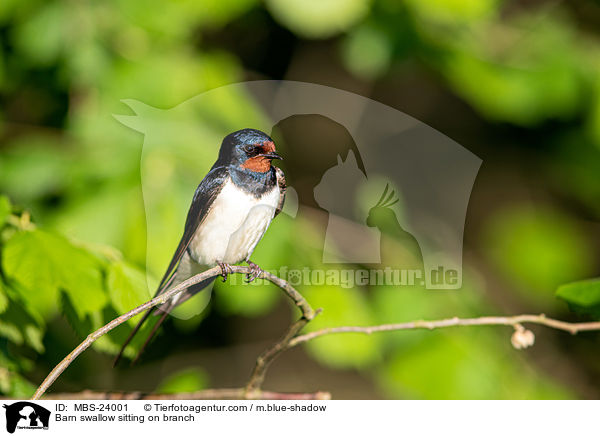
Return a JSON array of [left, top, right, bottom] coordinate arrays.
[[1, 0, 600, 399]]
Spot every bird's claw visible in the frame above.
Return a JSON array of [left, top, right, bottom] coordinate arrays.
[[245, 260, 263, 283], [217, 261, 233, 282]]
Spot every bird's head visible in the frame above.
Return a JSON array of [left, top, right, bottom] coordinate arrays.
[[218, 128, 283, 172]]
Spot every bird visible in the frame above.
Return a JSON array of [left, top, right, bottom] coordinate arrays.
[[114, 128, 286, 366]]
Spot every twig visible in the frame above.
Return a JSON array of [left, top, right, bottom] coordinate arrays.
[[244, 270, 320, 395], [31, 266, 305, 400], [32, 266, 600, 401], [40, 389, 331, 400], [288, 314, 600, 347], [245, 313, 317, 395], [260, 270, 315, 319]]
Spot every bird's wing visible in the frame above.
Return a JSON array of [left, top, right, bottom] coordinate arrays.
[[113, 166, 229, 366], [155, 166, 229, 295], [274, 166, 286, 217]]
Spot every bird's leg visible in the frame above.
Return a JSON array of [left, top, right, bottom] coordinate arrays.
[[217, 261, 233, 282], [245, 259, 263, 283]]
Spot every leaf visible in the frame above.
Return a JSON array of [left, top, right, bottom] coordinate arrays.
[[0, 280, 8, 314], [556, 278, 600, 318], [60, 291, 93, 339], [0, 367, 36, 398], [0, 322, 22, 346], [106, 261, 152, 326], [342, 24, 392, 79], [2, 229, 108, 318], [13, 2, 66, 66], [266, 0, 371, 38], [215, 279, 278, 318], [300, 285, 381, 369], [156, 367, 209, 394], [481, 207, 594, 305], [0, 195, 11, 227], [93, 305, 161, 358], [403, 0, 498, 25], [23, 324, 44, 354], [60, 290, 156, 357], [0, 343, 20, 372], [0, 340, 34, 389], [377, 332, 572, 399], [0, 283, 45, 353]]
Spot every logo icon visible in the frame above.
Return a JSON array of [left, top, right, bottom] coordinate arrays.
[[2, 402, 50, 434]]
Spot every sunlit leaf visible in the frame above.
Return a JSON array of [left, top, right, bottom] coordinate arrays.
[[556, 278, 600, 319], [59, 291, 93, 340], [301, 285, 381, 369], [404, 0, 499, 25], [156, 367, 209, 394], [481, 207, 594, 304], [0, 368, 36, 399], [441, 14, 584, 125], [3, 229, 108, 318], [0, 283, 44, 353], [0, 281, 8, 314], [266, 0, 371, 38], [13, 2, 66, 65], [342, 24, 392, 79], [215, 279, 278, 318], [107, 261, 152, 325], [0, 195, 11, 228], [377, 332, 572, 399]]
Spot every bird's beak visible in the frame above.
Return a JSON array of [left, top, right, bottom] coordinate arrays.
[[260, 151, 283, 160]]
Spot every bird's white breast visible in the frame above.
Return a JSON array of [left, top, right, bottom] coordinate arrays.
[[189, 178, 279, 266]]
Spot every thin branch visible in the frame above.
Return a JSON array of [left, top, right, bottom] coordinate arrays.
[[244, 270, 321, 394], [41, 389, 331, 401], [31, 266, 306, 400], [288, 314, 600, 347], [32, 264, 600, 401], [244, 310, 321, 395], [260, 270, 316, 319]]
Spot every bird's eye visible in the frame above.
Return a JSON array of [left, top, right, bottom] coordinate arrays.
[[244, 144, 255, 153]]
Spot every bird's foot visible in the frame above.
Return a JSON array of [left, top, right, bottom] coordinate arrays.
[[217, 261, 233, 282], [245, 260, 263, 283]]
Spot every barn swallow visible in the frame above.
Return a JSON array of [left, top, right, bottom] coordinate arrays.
[[114, 128, 286, 365]]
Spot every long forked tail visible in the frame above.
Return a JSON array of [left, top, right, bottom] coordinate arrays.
[[112, 307, 155, 367], [113, 272, 215, 366], [113, 272, 178, 367]]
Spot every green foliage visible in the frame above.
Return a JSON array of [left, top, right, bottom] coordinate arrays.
[[0, 197, 155, 395], [0, 339, 37, 398], [107, 261, 152, 324], [377, 332, 572, 399], [156, 367, 209, 394], [0, 280, 44, 353], [0, 196, 11, 227], [403, 0, 499, 24], [556, 279, 600, 319], [0, 281, 8, 315], [3, 230, 107, 318], [0, 367, 36, 399], [266, 0, 372, 38], [216, 282, 280, 318], [481, 206, 594, 305], [342, 23, 393, 79], [302, 285, 381, 369]]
